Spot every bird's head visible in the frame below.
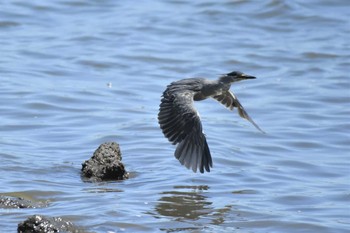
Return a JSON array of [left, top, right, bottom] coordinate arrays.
[[219, 71, 256, 84]]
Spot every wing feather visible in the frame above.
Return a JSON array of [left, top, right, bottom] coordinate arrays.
[[213, 91, 265, 133], [158, 88, 213, 173]]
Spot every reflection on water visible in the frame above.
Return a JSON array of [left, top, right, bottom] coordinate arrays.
[[154, 185, 234, 232], [156, 186, 212, 220]]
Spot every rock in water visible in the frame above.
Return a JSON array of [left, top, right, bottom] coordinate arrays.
[[18, 215, 79, 233], [81, 142, 128, 181], [0, 196, 44, 209]]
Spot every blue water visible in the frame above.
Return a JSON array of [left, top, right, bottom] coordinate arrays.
[[1, 0, 349, 232]]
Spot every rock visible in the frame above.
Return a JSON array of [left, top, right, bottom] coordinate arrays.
[[81, 142, 128, 181], [17, 215, 78, 233], [0, 195, 44, 209]]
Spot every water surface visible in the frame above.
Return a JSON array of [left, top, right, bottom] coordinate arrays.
[[0, 0, 349, 232]]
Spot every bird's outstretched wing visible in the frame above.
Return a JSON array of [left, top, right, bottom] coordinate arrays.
[[213, 91, 265, 133], [158, 90, 212, 173]]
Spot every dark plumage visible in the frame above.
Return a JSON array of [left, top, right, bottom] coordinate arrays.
[[158, 71, 263, 173]]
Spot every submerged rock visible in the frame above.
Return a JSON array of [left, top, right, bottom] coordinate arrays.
[[81, 142, 128, 181], [17, 215, 80, 233], [0, 195, 44, 209]]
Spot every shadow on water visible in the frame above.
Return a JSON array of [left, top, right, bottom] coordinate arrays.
[[156, 185, 212, 221], [150, 185, 235, 232]]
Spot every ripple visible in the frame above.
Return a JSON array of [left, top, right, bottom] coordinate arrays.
[[0, 21, 21, 28]]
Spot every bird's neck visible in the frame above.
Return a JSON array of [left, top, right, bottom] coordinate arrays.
[[199, 81, 230, 99]]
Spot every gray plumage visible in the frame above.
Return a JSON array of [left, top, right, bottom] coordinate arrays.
[[158, 71, 263, 173]]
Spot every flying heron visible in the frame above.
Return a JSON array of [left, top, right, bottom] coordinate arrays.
[[158, 71, 263, 173]]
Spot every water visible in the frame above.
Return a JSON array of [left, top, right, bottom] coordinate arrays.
[[1, 0, 349, 232]]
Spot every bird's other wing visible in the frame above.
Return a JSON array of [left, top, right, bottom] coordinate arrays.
[[213, 91, 265, 133], [158, 90, 212, 173]]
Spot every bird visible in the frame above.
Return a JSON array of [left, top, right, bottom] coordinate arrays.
[[158, 71, 263, 173]]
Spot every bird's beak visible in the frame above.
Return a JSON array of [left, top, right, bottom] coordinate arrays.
[[240, 73, 256, 80]]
